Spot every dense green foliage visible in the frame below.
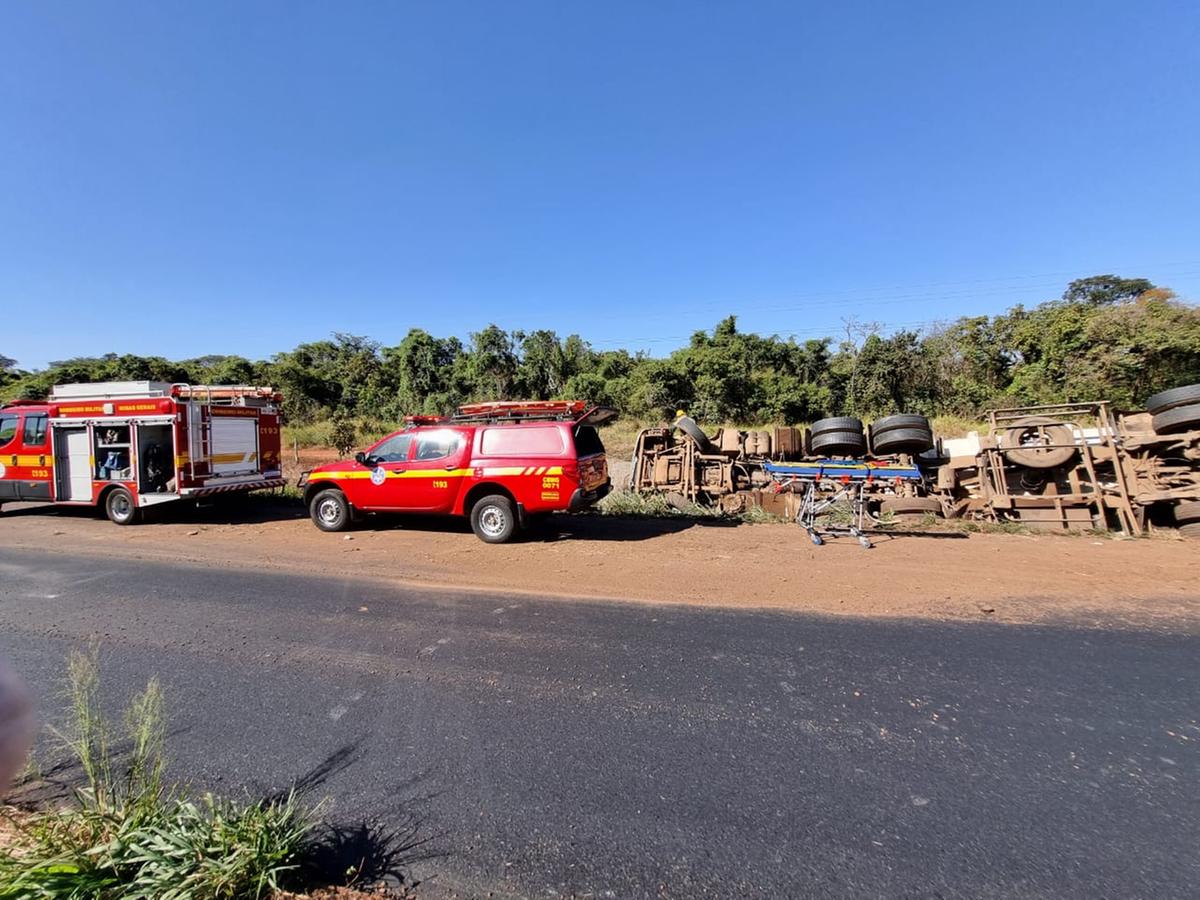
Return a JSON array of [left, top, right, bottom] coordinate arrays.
[[4, 275, 1198, 424]]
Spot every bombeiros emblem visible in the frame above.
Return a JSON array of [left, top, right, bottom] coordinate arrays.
[[371, 466, 387, 486]]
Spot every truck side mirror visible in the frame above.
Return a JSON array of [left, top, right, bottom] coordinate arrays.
[[354, 451, 368, 466]]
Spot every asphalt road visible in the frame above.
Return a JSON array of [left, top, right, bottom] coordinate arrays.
[[0, 547, 1197, 899]]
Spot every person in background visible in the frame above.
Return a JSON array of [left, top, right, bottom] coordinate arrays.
[[0, 657, 33, 789]]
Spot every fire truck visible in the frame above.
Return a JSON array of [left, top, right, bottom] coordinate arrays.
[[0, 381, 285, 524]]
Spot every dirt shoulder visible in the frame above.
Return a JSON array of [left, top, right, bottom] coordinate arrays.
[[2, 496, 1197, 629]]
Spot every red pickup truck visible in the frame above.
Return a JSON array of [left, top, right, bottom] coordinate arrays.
[[299, 401, 616, 542]]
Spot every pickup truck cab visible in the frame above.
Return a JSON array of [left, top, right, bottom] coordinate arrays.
[[300, 401, 616, 542]]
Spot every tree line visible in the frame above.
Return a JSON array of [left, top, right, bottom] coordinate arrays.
[[3, 275, 1199, 425]]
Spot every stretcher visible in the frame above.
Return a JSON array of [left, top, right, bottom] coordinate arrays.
[[762, 459, 926, 548]]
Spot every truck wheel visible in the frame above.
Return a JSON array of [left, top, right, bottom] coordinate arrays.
[[471, 494, 516, 543], [1002, 416, 1076, 469], [880, 496, 944, 520], [871, 426, 934, 456], [1173, 500, 1200, 525], [809, 429, 867, 457], [310, 489, 351, 532], [1151, 403, 1200, 435], [811, 416, 864, 437], [870, 414, 931, 434], [1145, 383, 1200, 416], [105, 487, 139, 525], [673, 416, 715, 452]]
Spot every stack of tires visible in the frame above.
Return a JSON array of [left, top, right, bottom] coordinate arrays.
[[1147, 383, 1200, 434], [807, 413, 938, 458], [808, 417, 867, 457], [868, 414, 935, 456]]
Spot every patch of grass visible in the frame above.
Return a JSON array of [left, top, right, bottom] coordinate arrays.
[[283, 418, 402, 452], [738, 504, 787, 525], [0, 648, 316, 899], [930, 415, 990, 438], [936, 517, 1035, 535], [597, 419, 650, 460], [283, 421, 333, 450], [597, 489, 676, 517], [251, 484, 304, 503]]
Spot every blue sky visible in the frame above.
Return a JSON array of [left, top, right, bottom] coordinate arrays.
[[3, 2, 1198, 369]]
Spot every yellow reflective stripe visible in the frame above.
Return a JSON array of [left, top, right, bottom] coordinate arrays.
[[479, 465, 564, 477], [310, 465, 565, 481], [211, 452, 257, 465], [309, 468, 473, 481], [8, 455, 53, 467]]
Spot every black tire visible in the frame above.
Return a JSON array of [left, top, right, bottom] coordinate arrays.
[[1173, 500, 1200, 525], [809, 429, 867, 457], [871, 426, 934, 456], [1002, 416, 1077, 469], [917, 437, 948, 467], [310, 488, 351, 532], [870, 414, 932, 435], [1180, 522, 1200, 540], [1151, 403, 1200, 435], [470, 494, 517, 543], [811, 416, 864, 437], [1145, 383, 1200, 416], [880, 496, 944, 517], [673, 416, 715, 452], [105, 487, 139, 525]]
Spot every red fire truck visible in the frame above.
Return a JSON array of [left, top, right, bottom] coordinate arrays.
[[0, 381, 285, 524]]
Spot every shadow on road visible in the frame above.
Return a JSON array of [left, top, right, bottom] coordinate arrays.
[[274, 741, 446, 894], [0, 496, 307, 526], [3, 497, 971, 544]]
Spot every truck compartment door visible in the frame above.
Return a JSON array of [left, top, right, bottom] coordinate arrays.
[[210, 417, 259, 476], [54, 427, 93, 502]]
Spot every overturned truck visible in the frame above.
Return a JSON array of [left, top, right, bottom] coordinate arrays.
[[629, 382, 1200, 539]]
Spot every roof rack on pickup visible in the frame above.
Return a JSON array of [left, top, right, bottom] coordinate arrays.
[[450, 400, 590, 424]]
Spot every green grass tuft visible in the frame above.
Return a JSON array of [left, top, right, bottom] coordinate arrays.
[[0, 648, 316, 899]]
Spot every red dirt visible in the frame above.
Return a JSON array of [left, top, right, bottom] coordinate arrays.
[[1, 487, 1197, 628]]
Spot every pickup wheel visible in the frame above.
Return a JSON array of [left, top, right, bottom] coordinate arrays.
[[471, 494, 516, 544], [105, 487, 139, 525], [310, 489, 351, 532]]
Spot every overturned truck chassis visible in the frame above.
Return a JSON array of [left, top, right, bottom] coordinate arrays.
[[630, 401, 1200, 536]]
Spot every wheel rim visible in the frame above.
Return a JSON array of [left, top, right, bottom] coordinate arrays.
[[111, 493, 131, 520], [318, 498, 343, 526], [1017, 425, 1052, 451], [479, 505, 506, 537]]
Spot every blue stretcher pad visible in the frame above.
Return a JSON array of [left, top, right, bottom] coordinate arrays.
[[763, 459, 924, 481]]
